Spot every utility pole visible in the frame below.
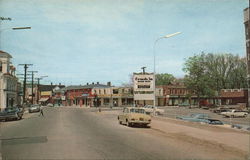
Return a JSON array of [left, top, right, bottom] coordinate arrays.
[[35, 76, 48, 104], [18, 64, 33, 105], [28, 71, 38, 104], [36, 78, 41, 104]]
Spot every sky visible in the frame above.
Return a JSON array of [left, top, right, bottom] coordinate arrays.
[[0, 0, 249, 86]]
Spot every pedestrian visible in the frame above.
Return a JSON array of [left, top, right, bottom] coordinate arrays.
[[39, 107, 44, 117]]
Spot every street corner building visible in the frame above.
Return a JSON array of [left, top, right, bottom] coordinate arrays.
[[243, 6, 250, 107], [0, 51, 21, 111]]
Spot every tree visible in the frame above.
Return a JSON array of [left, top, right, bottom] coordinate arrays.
[[183, 52, 247, 106], [155, 73, 176, 85], [183, 54, 215, 106]]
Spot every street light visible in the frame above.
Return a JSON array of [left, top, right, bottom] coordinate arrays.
[[12, 27, 31, 30], [153, 32, 181, 108]]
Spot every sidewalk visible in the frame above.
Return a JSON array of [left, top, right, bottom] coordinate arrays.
[[99, 110, 250, 157], [151, 116, 250, 154]]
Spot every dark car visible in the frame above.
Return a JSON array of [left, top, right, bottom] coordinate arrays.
[[0, 107, 23, 121], [204, 119, 224, 125], [29, 104, 41, 113]]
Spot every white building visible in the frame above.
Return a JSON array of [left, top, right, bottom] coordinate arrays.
[[0, 51, 19, 110]]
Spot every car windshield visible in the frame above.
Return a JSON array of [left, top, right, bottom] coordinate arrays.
[[130, 108, 145, 114], [31, 105, 40, 107], [190, 113, 200, 117]]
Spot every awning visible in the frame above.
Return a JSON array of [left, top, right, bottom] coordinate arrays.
[[39, 97, 49, 102]]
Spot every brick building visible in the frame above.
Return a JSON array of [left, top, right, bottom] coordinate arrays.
[[157, 84, 194, 106], [64, 82, 112, 107], [220, 89, 248, 107]]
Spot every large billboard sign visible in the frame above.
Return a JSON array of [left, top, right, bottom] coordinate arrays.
[[133, 73, 154, 100]]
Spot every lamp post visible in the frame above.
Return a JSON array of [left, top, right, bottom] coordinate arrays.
[[153, 32, 181, 108]]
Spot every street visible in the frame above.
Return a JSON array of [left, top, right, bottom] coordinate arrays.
[[0, 107, 249, 160]]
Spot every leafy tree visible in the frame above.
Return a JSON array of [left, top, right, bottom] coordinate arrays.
[[183, 54, 215, 105], [155, 73, 176, 85], [183, 52, 247, 106]]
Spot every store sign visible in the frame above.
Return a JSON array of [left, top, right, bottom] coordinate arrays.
[[61, 96, 66, 100], [41, 91, 52, 96], [133, 73, 154, 100]]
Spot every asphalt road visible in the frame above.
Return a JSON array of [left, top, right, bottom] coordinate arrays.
[[0, 107, 247, 160]]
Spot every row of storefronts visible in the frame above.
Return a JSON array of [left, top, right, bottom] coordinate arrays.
[[2, 51, 247, 109]]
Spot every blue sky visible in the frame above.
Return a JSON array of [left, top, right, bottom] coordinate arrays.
[[0, 0, 248, 86]]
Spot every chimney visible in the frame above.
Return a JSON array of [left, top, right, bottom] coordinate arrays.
[[87, 82, 89, 85], [92, 82, 94, 85], [59, 83, 61, 86], [97, 82, 99, 84], [51, 82, 53, 86], [107, 82, 111, 86]]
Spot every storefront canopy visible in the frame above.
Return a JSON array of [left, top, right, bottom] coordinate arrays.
[[39, 97, 49, 102]]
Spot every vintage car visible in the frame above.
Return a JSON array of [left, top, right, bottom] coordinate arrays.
[[29, 104, 41, 113], [143, 105, 164, 115], [203, 119, 224, 125], [0, 107, 23, 121], [221, 109, 248, 118], [118, 107, 151, 127], [176, 113, 210, 123]]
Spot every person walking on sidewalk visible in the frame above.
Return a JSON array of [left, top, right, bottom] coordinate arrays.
[[39, 107, 44, 117]]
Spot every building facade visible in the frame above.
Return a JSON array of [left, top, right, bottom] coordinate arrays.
[[92, 86, 134, 107], [0, 51, 20, 110], [64, 82, 112, 107], [244, 6, 250, 108], [220, 89, 248, 107]]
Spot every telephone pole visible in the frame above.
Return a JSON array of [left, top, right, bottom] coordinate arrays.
[[35, 76, 48, 104], [28, 71, 38, 104], [18, 64, 33, 105]]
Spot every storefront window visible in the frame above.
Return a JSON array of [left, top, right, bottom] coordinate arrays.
[[113, 89, 118, 94]]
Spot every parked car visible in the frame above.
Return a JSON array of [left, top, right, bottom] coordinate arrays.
[[203, 119, 224, 125], [29, 104, 41, 113], [212, 107, 231, 114], [176, 113, 210, 123], [221, 109, 248, 118], [47, 103, 53, 107], [143, 105, 164, 115], [0, 107, 23, 121], [118, 107, 151, 127]]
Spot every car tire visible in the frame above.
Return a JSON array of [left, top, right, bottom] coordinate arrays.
[[126, 120, 131, 127]]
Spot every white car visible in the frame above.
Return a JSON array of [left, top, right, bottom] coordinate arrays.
[[143, 105, 164, 115], [221, 109, 248, 118]]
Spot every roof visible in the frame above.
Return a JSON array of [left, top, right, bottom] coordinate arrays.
[[39, 85, 65, 92], [0, 51, 12, 58], [65, 83, 111, 90]]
